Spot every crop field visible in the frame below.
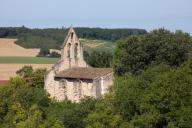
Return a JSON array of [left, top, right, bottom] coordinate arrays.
[[0, 64, 53, 80], [0, 38, 40, 57], [0, 57, 59, 64], [0, 38, 115, 81]]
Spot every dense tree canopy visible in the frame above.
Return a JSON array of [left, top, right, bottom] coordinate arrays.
[[16, 66, 46, 88], [86, 60, 192, 128], [37, 48, 50, 57], [84, 51, 113, 68], [113, 28, 192, 75]]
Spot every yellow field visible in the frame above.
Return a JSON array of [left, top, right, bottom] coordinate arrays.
[[0, 38, 40, 57], [0, 64, 53, 80], [0, 38, 59, 81]]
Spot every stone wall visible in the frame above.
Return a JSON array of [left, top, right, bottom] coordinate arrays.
[[45, 71, 114, 102], [102, 73, 114, 94], [48, 78, 94, 102], [60, 28, 88, 70]]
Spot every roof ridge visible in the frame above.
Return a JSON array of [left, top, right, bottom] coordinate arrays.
[[55, 67, 113, 80]]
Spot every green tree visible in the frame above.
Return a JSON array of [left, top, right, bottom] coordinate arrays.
[[113, 61, 192, 127], [113, 28, 191, 75], [0, 77, 51, 128], [85, 51, 113, 68], [46, 97, 96, 128], [15, 105, 42, 128], [87, 59, 192, 128], [37, 48, 50, 57], [50, 51, 61, 58], [16, 66, 46, 88], [30, 68, 46, 88], [16, 66, 33, 78], [85, 96, 123, 128]]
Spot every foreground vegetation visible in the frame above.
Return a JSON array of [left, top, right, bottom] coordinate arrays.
[[0, 28, 192, 128]]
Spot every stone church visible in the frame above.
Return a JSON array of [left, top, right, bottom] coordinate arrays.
[[44, 28, 113, 102]]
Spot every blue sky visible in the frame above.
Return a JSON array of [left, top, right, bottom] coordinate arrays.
[[1, 0, 192, 33]]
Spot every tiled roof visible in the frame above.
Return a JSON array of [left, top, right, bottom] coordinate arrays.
[[55, 67, 113, 80]]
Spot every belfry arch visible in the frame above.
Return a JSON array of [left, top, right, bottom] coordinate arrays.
[[67, 43, 71, 58]]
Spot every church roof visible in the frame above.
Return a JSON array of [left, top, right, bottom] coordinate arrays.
[[55, 67, 113, 80]]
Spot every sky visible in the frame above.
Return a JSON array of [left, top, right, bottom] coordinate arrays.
[[0, 0, 192, 33]]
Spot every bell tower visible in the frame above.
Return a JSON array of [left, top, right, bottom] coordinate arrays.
[[60, 27, 87, 69]]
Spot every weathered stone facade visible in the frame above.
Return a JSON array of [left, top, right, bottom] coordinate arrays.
[[44, 28, 113, 102]]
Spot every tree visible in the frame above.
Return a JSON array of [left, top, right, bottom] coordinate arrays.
[[16, 66, 46, 88], [37, 48, 50, 57], [50, 51, 61, 58], [84, 50, 113, 68], [30, 68, 46, 88], [16, 66, 33, 78], [46, 97, 97, 128], [114, 61, 192, 127], [85, 96, 123, 128], [0, 77, 51, 128], [86, 60, 192, 128], [113, 28, 191, 75], [0, 27, 147, 49]]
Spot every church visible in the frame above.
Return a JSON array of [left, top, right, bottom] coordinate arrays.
[[44, 28, 113, 102]]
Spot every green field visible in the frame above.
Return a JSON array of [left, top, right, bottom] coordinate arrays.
[[80, 38, 116, 52], [0, 57, 59, 64]]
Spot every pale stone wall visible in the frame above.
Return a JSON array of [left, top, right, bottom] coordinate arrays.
[[46, 78, 95, 102], [102, 73, 114, 94], [45, 70, 114, 102], [92, 79, 102, 98], [66, 79, 94, 102], [44, 70, 57, 99], [60, 28, 87, 70]]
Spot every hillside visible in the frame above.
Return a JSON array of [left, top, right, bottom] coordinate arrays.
[[0, 38, 40, 57], [80, 38, 115, 52], [0, 27, 147, 49], [0, 38, 58, 81]]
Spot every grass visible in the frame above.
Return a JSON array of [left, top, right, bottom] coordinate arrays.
[[80, 38, 116, 53], [0, 57, 59, 64]]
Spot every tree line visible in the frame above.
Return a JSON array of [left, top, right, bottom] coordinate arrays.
[[0, 26, 147, 49]]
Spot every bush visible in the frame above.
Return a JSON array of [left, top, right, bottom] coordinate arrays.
[[50, 51, 61, 58], [37, 48, 50, 57], [84, 50, 113, 68]]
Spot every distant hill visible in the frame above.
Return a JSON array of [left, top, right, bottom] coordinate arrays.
[[0, 38, 40, 57], [0, 27, 147, 50]]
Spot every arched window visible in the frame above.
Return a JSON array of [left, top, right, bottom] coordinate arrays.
[[74, 43, 78, 58], [67, 43, 71, 58], [71, 32, 74, 39]]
